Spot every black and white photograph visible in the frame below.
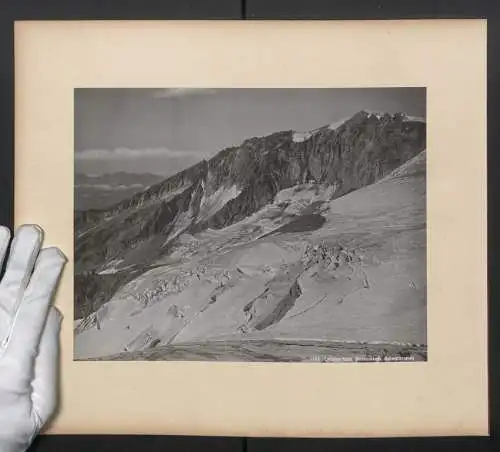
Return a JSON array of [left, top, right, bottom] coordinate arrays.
[[74, 87, 427, 363]]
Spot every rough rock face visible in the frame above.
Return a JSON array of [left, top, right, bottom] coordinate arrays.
[[75, 111, 425, 267], [74, 110, 426, 324]]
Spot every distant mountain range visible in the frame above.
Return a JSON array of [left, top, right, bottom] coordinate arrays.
[[75, 172, 164, 210], [74, 110, 427, 361]]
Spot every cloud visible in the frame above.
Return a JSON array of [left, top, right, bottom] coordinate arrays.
[[76, 183, 146, 191], [75, 184, 114, 191], [76, 147, 209, 161], [151, 88, 217, 99]]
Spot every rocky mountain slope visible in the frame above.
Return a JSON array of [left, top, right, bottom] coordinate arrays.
[[75, 111, 425, 270], [74, 110, 426, 361]]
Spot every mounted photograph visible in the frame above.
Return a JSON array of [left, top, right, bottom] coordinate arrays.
[[74, 87, 427, 363]]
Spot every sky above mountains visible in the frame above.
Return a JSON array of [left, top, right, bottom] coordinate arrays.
[[75, 87, 426, 176]]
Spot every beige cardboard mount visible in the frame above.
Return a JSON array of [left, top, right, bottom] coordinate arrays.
[[14, 20, 488, 437]]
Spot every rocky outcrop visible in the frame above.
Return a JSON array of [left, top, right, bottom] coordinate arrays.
[[252, 279, 303, 331]]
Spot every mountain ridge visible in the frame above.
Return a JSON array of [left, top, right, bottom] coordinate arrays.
[[75, 110, 425, 272], [76, 110, 424, 220]]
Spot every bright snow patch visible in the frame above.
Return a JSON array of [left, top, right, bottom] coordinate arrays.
[[199, 184, 242, 219], [159, 184, 191, 202], [293, 118, 349, 142], [328, 117, 349, 130], [273, 183, 337, 215], [292, 131, 314, 143], [380, 150, 426, 181], [168, 210, 194, 242], [403, 115, 426, 123], [292, 126, 325, 143], [364, 110, 385, 119], [98, 259, 124, 274]]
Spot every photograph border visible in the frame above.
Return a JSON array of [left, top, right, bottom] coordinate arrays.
[[72, 86, 428, 364]]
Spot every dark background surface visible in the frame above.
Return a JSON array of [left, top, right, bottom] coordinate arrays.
[[1, 1, 499, 451]]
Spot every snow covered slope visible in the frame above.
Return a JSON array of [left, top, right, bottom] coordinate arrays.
[[75, 147, 427, 361]]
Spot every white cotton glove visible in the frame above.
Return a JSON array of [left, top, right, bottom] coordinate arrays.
[[0, 225, 67, 452]]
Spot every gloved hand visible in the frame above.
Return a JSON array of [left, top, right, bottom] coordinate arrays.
[[0, 225, 67, 452]]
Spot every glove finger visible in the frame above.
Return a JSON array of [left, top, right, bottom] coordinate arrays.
[[0, 225, 11, 271], [0, 225, 43, 316], [31, 306, 62, 426], [0, 226, 12, 340], [6, 247, 66, 369]]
